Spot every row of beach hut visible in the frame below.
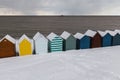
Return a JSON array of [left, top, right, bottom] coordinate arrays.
[[0, 29, 120, 58]]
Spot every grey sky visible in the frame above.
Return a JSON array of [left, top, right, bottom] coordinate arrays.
[[0, 0, 120, 15]]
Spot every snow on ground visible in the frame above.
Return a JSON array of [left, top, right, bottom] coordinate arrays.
[[1, 46, 120, 80]]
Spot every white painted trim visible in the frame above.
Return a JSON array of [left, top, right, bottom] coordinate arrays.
[[47, 32, 59, 41], [0, 34, 16, 44], [85, 30, 97, 37], [74, 32, 84, 39], [61, 31, 71, 39]]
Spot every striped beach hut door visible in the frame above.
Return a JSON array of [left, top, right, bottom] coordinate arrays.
[[47, 32, 63, 52]]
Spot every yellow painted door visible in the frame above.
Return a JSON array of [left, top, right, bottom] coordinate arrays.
[[19, 39, 32, 56]]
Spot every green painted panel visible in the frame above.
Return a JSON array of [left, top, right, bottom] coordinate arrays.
[[64, 35, 76, 50]]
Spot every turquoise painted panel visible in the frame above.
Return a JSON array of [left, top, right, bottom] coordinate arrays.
[[49, 36, 63, 52]]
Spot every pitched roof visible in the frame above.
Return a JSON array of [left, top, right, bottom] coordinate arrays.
[[33, 32, 47, 40], [97, 31, 107, 37], [85, 30, 97, 37], [0, 34, 16, 44], [74, 32, 84, 39], [114, 29, 120, 34], [105, 30, 117, 36], [61, 31, 71, 39], [19, 34, 31, 43], [47, 32, 59, 41]]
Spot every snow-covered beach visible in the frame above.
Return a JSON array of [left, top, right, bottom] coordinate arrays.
[[0, 46, 120, 80]]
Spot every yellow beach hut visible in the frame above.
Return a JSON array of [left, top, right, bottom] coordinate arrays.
[[17, 34, 33, 56]]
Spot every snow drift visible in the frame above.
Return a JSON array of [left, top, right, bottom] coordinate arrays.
[[0, 46, 120, 80]]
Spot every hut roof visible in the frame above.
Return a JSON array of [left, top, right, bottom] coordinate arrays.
[[97, 31, 107, 37], [74, 32, 84, 39], [19, 34, 31, 43], [105, 30, 117, 36], [47, 32, 59, 41], [33, 32, 47, 40], [61, 31, 71, 39], [114, 29, 120, 34], [0, 35, 16, 44], [85, 30, 97, 37]]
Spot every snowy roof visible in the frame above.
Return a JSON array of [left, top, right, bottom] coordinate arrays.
[[19, 34, 31, 43], [114, 29, 120, 34], [97, 31, 107, 37], [0, 34, 16, 44], [33, 32, 47, 40], [105, 30, 117, 36], [85, 30, 97, 37], [47, 32, 59, 41], [61, 31, 71, 39], [74, 32, 84, 39]]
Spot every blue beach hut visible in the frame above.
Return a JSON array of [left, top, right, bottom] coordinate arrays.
[[98, 31, 112, 47], [47, 32, 63, 52], [105, 30, 118, 46], [33, 32, 48, 54], [74, 33, 91, 49]]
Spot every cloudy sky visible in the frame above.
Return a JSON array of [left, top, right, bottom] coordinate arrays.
[[0, 0, 120, 15]]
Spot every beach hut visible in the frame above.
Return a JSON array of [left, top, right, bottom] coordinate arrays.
[[85, 30, 102, 48], [17, 34, 33, 56], [98, 31, 112, 47], [47, 32, 63, 52], [0, 35, 16, 58], [74, 32, 91, 49], [113, 30, 120, 46], [33, 32, 48, 54], [105, 30, 118, 46], [61, 31, 76, 51]]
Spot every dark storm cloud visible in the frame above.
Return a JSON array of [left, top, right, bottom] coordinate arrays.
[[0, 0, 119, 15]]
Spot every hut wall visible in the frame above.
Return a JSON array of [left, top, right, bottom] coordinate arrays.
[[80, 36, 91, 49], [49, 36, 63, 52], [102, 34, 112, 47], [112, 34, 120, 46], [0, 39, 16, 58], [91, 33, 102, 48], [65, 36, 76, 50], [34, 38, 48, 54]]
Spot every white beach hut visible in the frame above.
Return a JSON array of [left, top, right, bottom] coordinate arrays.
[[33, 32, 48, 54]]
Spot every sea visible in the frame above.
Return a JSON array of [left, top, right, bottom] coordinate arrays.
[[0, 16, 120, 38]]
